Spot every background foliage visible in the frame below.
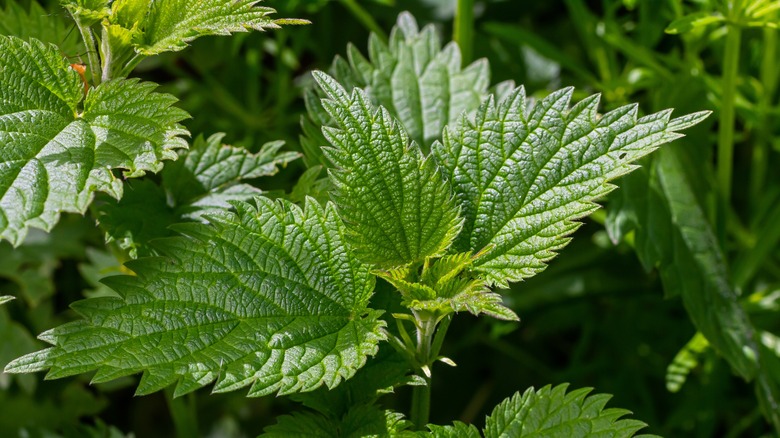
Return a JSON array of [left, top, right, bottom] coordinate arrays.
[[0, 0, 779, 436]]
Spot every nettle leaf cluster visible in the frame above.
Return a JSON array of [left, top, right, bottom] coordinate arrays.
[[1, 5, 707, 436]]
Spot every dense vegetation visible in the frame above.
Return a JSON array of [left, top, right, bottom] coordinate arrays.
[[1, 0, 779, 437]]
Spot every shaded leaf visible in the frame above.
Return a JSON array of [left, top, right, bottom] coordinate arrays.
[[606, 146, 758, 380], [263, 405, 411, 438], [290, 345, 413, 418], [96, 133, 298, 257], [665, 331, 710, 393], [415, 422, 482, 437], [0, 1, 82, 56], [0, 306, 38, 393]]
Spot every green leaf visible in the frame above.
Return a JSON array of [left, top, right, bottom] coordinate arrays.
[[606, 144, 759, 380], [417, 422, 482, 438], [607, 145, 759, 380], [483, 384, 649, 437], [5, 197, 385, 397], [433, 86, 709, 287], [314, 71, 462, 268], [654, 149, 759, 379], [263, 405, 411, 437], [0, 1, 83, 56], [97, 133, 299, 258], [665, 12, 725, 35], [59, 0, 110, 24], [291, 345, 413, 418], [0, 35, 188, 246], [0, 305, 38, 393], [115, 0, 280, 55], [0, 217, 93, 306], [162, 133, 298, 219], [0, 380, 108, 433], [302, 11, 491, 158], [375, 253, 518, 320], [96, 133, 299, 257], [665, 331, 710, 393]]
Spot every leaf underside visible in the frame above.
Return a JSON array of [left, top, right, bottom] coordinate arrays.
[[106, 0, 279, 55], [0, 35, 188, 246], [315, 72, 462, 268], [5, 198, 385, 397], [434, 86, 710, 287]]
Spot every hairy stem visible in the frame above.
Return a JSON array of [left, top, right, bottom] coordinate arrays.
[[99, 26, 112, 83], [454, 0, 475, 65], [118, 53, 146, 78], [72, 15, 102, 86], [716, 0, 742, 244], [411, 374, 432, 429], [406, 310, 447, 429]]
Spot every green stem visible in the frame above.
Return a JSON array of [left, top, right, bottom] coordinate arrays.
[[339, 0, 387, 42], [454, 0, 475, 65], [411, 374, 432, 429], [405, 310, 445, 429], [99, 25, 112, 83], [117, 53, 146, 78], [430, 314, 452, 359], [164, 388, 199, 438], [72, 15, 102, 86], [716, 0, 742, 245], [751, 22, 777, 213]]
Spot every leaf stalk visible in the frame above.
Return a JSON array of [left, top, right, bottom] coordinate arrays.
[[72, 15, 102, 86], [393, 309, 453, 429]]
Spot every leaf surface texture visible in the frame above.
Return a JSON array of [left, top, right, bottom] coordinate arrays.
[[434, 87, 709, 286], [5, 198, 384, 397], [0, 36, 188, 245], [300, 11, 491, 168], [482, 384, 648, 437], [96, 133, 298, 257], [315, 72, 462, 268], [109, 0, 278, 55]]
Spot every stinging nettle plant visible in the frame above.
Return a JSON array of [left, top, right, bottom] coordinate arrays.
[[1, 4, 708, 436]]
